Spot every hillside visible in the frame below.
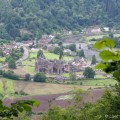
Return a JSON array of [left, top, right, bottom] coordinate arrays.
[[0, 0, 120, 40]]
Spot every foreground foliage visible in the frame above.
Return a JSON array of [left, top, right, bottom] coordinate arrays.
[[42, 38, 120, 120], [42, 87, 120, 120], [0, 99, 39, 119]]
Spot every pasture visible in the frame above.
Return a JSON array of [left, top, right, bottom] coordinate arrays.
[[43, 50, 73, 61], [14, 81, 97, 96], [76, 79, 117, 86], [83, 35, 106, 41], [0, 78, 14, 96], [0, 77, 98, 97], [0, 76, 117, 99]]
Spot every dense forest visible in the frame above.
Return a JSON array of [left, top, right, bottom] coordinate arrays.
[[0, 0, 120, 41]]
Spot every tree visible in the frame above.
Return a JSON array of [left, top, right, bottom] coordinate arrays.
[[25, 73, 31, 81], [9, 27, 20, 39], [83, 67, 95, 78], [55, 34, 62, 40], [34, 73, 46, 82], [59, 48, 63, 60], [91, 55, 97, 65], [8, 58, 16, 69], [109, 32, 114, 39], [21, 33, 31, 41], [0, 99, 39, 119], [69, 44, 76, 52], [0, 49, 4, 57], [69, 72, 76, 81], [94, 37, 120, 85], [77, 49, 85, 57], [3, 70, 19, 80], [37, 50, 45, 58], [20, 47, 24, 53], [53, 47, 61, 54], [58, 41, 63, 46]]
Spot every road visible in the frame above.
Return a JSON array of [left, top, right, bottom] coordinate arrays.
[[18, 46, 29, 62], [0, 46, 29, 69]]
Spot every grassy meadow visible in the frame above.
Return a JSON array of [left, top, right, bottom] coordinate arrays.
[[83, 35, 106, 41], [75, 79, 117, 86], [0, 78, 14, 97], [22, 49, 73, 74], [0, 76, 117, 97]]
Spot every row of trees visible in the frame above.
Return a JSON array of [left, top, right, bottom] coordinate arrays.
[[24, 72, 47, 82], [0, 69, 47, 82], [0, 70, 19, 80]]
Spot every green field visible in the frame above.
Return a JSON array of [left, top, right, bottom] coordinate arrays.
[[22, 59, 36, 74], [21, 49, 73, 74], [114, 34, 120, 37], [43, 50, 73, 61], [22, 50, 36, 74], [29, 49, 73, 61], [76, 79, 117, 86], [0, 76, 118, 97], [94, 74, 106, 79], [24, 66, 36, 74], [83, 35, 106, 41], [0, 78, 14, 96], [83, 33, 120, 41], [0, 57, 5, 64]]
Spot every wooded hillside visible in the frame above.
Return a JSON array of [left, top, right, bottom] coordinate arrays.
[[0, 0, 120, 40]]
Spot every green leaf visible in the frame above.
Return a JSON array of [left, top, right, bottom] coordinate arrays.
[[17, 106, 23, 113], [99, 50, 118, 61], [113, 71, 120, 79], [104, 37, 115, 49], [22, 104, 32, 112], [32, 100, 40, 107], [93, 40, 106, 50], [93, 37, 115, 50], [95, 63, 107, 69]]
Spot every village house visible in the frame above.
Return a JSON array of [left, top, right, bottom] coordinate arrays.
[[83, 26, 102, 34], [0, 43, 20, 56], [63, 30, 72, 36], [38, 38, 49, 47], [64, 49, 76, 56], [103, 27, 109, 32], [64, 57, 87, 72], [38, 34, 55, 47], [22, 41, 33, 47], [63, 49, 71, 54], [63, 49, 76, 56], [47, 44, 58, 52], [41, 34, 55, 40]]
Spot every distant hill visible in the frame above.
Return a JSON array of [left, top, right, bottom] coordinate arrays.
[[0, 0, 120, 40]]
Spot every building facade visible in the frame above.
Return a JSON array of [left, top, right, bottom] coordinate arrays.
[[35, 57, 64, 74]]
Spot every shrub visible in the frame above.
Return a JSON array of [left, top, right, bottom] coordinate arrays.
[[80, 82, 83, 85], [83, 67, 95, 78], [34, 73, 46, 82], [3, 70, 19, 80], [25, 73, 31, 81]]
